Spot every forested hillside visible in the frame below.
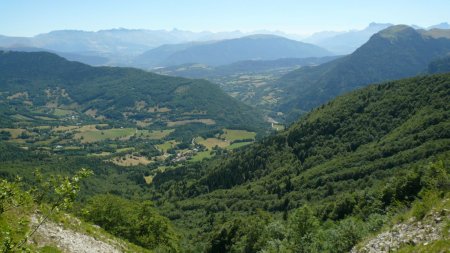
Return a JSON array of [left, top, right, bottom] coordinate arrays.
[[1, 27, 449, 253], [274, 25, 450, 121], [428, 55, 450, 73], [2, 1, 450, 253], [0, 51, 266, 134], [149, 73, 450, 251], [0, 51, 268, 209]]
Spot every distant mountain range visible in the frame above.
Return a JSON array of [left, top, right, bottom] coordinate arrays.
[[132, 35, 333, 68], [303, 22, 450, 54], [0, 29, 244, 54], [275, 25, 450, 121], [428, 22, 450, 29], [0, 22, 447, 67], [0, 29, 303, 65], [303, 23, 393, 54]]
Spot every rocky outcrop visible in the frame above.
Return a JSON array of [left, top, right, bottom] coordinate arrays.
[[30, 215, 123, 253], [351, 208, 449, 253]]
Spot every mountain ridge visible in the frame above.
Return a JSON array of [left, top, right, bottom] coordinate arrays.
[[133, 34, 333, 68], [275, 25, 450, 121]]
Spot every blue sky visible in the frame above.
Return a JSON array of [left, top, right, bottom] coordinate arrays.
[[1, 0, 449, 36]]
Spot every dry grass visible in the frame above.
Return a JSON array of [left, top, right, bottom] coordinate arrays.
[[111, 154, 152, 166], [7, 92, 28, 100], [84, 109, 97, 117], [196, 137, 229, 150], [53, 125, 80, 132], [156, 140, 179, 153], [0, 128, 27, 138], [144, 175, 154, 184], [147, 107, 171, 113], [135, 129, 174, 139], [167, 119, 216, 127], [74, 127, 135, 143], [136, 120, 152, 127]]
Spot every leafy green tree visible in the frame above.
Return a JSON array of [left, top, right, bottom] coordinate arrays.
[[83, 194, 179, 252], [420, 161, 449, 191], [330, 218, 367, 253], [1, 168, 92, 252], [288, 205, 320, 253], [0, 131, 11, 141]]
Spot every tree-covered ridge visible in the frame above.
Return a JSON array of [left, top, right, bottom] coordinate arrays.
[[275, 25, 450, 121], [149, 73, 450, 251], [0, 51, 266, 132]]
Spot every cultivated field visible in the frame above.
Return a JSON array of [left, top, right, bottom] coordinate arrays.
[[74, 128, 136, 143], [190, 150, 213, 162], [156, 140, 179, 153], [220, 129, 256, 141], [135, 129, 174, 139], [111, 154, 152, 166], [196, 137, 229, 150]]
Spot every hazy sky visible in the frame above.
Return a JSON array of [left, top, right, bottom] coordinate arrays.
[[1, 0, 449, 36]]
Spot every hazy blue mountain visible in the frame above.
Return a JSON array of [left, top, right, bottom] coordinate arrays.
[[421, 28, 450, 39], [131, 41, 212, 69], [0, 29, 237, 54], [0, 29, 310, 66], [133, 35, 333, 68], [303, 22, 393, 54], [0, 30, 253, 66], [0, 35, 31, 47], [428, 22, 450, 29], [302, 30, 345, 43], [276, 25, 450, 121]]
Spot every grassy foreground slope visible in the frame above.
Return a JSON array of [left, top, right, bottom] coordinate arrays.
[[150, 73, 450, 251]]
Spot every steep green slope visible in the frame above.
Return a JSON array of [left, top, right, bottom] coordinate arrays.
[[0, 51, 266, 132], [428, 55, 450, 74], [276, 25, 450, 121], [150, 73, 450, 251]]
